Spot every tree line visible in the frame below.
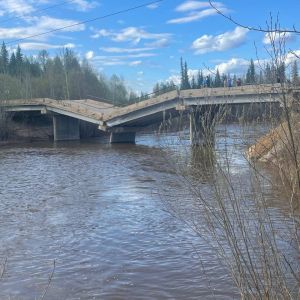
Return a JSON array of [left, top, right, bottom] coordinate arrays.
[[152, 57, 299, 96], [0, 42, 139, 106]]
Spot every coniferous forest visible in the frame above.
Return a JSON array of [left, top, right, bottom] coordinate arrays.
[[0, 42, 139, 106]]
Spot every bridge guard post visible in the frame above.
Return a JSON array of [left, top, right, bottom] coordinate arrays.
[[53, 115, 80, 141], [110, 131, 136, 144], [190, 106, 216, 146]]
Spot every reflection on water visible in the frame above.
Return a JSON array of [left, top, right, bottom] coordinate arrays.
[[0, 124, 288, 299]]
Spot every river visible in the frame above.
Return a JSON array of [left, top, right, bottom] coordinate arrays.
[[0, 123, 291, 299]]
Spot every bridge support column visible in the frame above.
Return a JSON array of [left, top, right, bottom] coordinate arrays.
[[53, 115, 80, 141], [110, 131, 136, 144], [190, 106, 216, 146]]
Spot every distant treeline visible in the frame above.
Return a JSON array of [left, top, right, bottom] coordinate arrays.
[[152, 57, 300, 96], [0, 42, 140, 106]]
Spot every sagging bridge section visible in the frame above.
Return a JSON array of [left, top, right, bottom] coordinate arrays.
[[4, 84, 283, 145]]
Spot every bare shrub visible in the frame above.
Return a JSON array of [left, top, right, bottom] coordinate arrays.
[[158, 18, 300, 298]]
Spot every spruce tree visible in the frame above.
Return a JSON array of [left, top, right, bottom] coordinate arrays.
[[0, 42, 8, 74], [180, 57, 185, 90], [15, 45, 23, 77], [184, 61, 190, 89], [249, 59, 256, 84], [214, 69, 222, 87], [9, 52, 17, 76]]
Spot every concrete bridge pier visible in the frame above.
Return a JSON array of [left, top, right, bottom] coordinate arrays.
[[190, 106, 217, 146], [53, 115, 80, 141], [109, 129, 136, 144]]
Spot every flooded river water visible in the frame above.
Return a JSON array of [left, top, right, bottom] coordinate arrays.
[[0, 124, 290, 299]]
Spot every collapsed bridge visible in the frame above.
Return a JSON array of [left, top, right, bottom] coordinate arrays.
[[4, 84, 285, 145]]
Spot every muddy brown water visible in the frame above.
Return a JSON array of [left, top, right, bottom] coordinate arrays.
[[0, 123, 289, 299]]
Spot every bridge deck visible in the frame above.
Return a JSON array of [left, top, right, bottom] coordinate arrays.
[[3, 84, 287, 130]]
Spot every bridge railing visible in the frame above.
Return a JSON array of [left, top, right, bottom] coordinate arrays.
[[104, 84, 283, 121]]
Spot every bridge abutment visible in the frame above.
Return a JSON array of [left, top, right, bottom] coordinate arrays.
[[53, 115, 80, 141]]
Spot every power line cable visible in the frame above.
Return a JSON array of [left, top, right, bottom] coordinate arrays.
[[0, 0, 83, 25], [5, 0, 165, 45]]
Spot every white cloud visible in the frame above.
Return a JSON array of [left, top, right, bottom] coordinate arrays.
[[285, 50, 300, 65], [192, 26, 249, 54], [147, 3, 160, 9], [36, 16, 85, 32], [129, 60, 142, 66], [91, 55, 143, 67], [168, 8, 219, 24], [91, 27, 172, 47], [90, 52, 154, 67], [213, 52, 300, 76], [145, 38, 170, 48], [100, 47, 154, 53], [168, 59, 249, 84], [168, 1, 228, 24], [95, 53, 156, 59], [85, 50, 94, 60], [263, 32, 295, 45], [0, 16, 85, 41], [0, 0, 34, 17], [19, 42, 75, 50], [175, 1, 223, 12], [167, 51, 300, 86], [71, 0, 98, 11], [168, 74, 181, 85], [214, 58, 250, 74]]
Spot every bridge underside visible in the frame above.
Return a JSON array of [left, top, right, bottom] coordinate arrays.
[[7, 101, 280, 145], [5, 85, 283, 144]]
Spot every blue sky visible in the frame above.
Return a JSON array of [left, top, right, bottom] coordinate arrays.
[[1, 0, 300, 92]]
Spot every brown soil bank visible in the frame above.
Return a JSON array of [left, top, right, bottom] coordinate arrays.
[[247, 113, 300, 203], [247, 116, 300, 163]]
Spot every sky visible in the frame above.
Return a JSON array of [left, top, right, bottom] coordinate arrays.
[[0, 0, 300, 92]]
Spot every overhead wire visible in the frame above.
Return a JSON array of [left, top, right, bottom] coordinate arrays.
[[5, 0, 165, 46], [0, 0, 83, 25]]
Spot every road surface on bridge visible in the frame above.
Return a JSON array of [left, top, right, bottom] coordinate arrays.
[[5, 84, 283, 133]]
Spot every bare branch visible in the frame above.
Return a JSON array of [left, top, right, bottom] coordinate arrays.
[[209, 1, 300, 34]]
